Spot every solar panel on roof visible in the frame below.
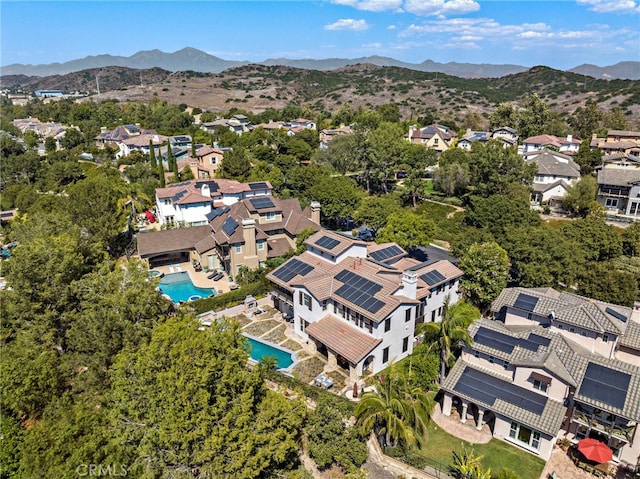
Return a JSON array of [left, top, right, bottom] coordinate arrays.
[[370, 245, 404, 262], [316, 235, 340, 250], [221, 217, 238, 236], [171, 189, 188, 202], [421, 270, 446, 286], [474, 327, 551, 354], [272, 258, 313, 282], [454, 367, 547, 415], [579, 362, 630, 410], [249, 197, 275, 210], [605, 307, 628, 323], [514, 293, 539, 312], [526, 334, 551, 348], [334, 270, 385, 314], [249, 182, 268, 190]]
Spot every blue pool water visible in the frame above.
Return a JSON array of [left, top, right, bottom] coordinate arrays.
[[244, 335, 295, 370], [159, 272, 215, 303]]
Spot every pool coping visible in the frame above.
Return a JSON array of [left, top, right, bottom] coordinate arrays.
[[243, 333, 299, 372]]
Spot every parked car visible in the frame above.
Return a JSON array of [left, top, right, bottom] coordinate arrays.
[[357, 229, 374, 242]]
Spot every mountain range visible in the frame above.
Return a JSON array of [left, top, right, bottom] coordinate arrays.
[[2, 47, 638, 80]]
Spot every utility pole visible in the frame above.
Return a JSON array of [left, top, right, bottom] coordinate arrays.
[[96, 74, 100, 95]]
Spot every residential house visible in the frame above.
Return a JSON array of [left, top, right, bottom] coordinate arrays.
[[266, 232, 463, 381], [440, 287, 640, 465], [595, 153, 640, 217], [200, 115, 253, 136], [319, 125, 353, 149], [116, 133, 166, 159], [13, 117, 68, 144], [169, 135, 192, 150], [491, 126, 519, 144], [522, 134, 581, 156], [591, 130, 640, 156], [196, 198, 321, 275], [155, 179, 272, 227], [407, 124, 454, 153], [181, 145, 225, 179], [95, 124, 153, 149], [526, 149, 580, 206], [457, 130, 492, 150]]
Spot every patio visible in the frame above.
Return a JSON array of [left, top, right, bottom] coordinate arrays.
[[221, 303, 352, 394]]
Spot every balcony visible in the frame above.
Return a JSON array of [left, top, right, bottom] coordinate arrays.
[[571, 409, 636, 442], [598, 188, 629, 198]]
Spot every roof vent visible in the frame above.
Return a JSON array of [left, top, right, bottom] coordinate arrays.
[[549, 310, 556, 320]]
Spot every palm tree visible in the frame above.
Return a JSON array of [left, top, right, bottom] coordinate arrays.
[[418, 296, 479, 384], [356, 365, 434, 448]]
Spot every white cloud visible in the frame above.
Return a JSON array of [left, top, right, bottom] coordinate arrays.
[[404, 0, 480, 16], [363, 42, 383, 48], [324, 19, 371, 31], [331, 0, 403, 12], [388, 24, 397, 30], [577, 0, 640, 13]]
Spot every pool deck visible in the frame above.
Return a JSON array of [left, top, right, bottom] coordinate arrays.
[[153, 261, 236, 294]]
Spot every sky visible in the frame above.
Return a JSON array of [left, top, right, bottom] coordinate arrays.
[[1, 0, 639, 71]]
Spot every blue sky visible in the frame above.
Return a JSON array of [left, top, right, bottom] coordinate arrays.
[[1, 1, 639, 70]]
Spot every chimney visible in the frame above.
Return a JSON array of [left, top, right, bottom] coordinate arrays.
[[567, 134, 572, 142], [402, 271, 418, 299], [310, 201, 321, 225], [100, 126, 107, 132], [201, 183, 211, 198], [242, 218, 257, 258]]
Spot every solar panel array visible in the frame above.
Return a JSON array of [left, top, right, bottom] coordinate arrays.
[[221, 217, 239, 236], [605, 307, 628, 323], [272, 258, 313, 282], [514, 293, 539, 312], [249, 197, 275, 210], [171, 189, 188, 202], [474, 327, 551, 354], [195, 180, 219, 192], [206, 206, 229, 222], [334, 270, 385, 314], [315, 235, 340, 250], [455, 367, 547, 415], [421, 270, 446, 286], [579, 362, 630, 410], [370, 245, 404, 262], [249, 182, 268, 190]]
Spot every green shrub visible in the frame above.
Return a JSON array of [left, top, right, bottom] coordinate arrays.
[[190, 281, 267, 314]]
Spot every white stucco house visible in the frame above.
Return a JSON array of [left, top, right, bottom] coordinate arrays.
[[155, 179, 272, 227], [440, 287, 640, 465], [266, 233, 463, 382], [526, 149, 580, 206]]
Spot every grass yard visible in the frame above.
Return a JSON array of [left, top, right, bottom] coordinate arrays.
[[417, 423, 546, 479]]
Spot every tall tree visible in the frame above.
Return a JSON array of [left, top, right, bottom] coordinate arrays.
[[148, 139, 157, 169], [353, 195, 403, 234], [489, 103, 519, 130], [459, 242, 509, 313], [309, 175, 362, 227], [418, 297, 479, 383], [219, 148, 252, 181], [562, 176, 597, 216], [518, 94, 550, 139], [376, 211, 436, 251]]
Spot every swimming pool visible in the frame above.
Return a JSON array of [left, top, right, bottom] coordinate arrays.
[[159, 272, 215, 303], [244, 334, 296, 370]]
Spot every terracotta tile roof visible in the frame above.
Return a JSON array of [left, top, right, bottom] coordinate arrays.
[[526, 150, 580, 178], [306, 314, 381, 364], [619, 319, 640, 350], [306, 230, 362, 256], [136, 226, 211, 258], [267, 237, 294, 258]]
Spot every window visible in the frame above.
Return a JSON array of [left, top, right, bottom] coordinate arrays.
[[605, 198, 618, 208], [383, 347, 389, 363], [502, 360, 510, 369], [533, 379, 549, 393], [474, 350, 480, 358], [303, 294, 312, 311], [603, 334, 609, 343], [322, 300, 327, 311], [431, 310, 436, 322], [405, 309, 411, 322], [581, 331, 588, 337], [508, 422, 541, 451], [235, 244, 242, 254], [489, 356, 495, 364], [527, 312, 533, 320], [402, 336, 409, 353], [569, 327, 575, 333], [557, 323, 563, 330], [384, 317, 391, 332], [266, 212, 275, 221], [257, 241, 264, 251], [299, 291, 303, 305]]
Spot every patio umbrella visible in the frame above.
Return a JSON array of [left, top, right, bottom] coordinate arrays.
[[577, 438, 613, 463]]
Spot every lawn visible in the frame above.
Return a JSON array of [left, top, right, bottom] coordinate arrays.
[[408, 423, 546, 479]]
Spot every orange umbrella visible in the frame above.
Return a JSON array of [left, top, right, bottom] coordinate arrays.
[[577, 438, 613, 463]]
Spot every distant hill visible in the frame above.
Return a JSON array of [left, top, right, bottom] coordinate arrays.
[[2, 47, 638, 80], [569, 61, 640, 81]]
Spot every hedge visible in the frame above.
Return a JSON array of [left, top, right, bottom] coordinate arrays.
[[189, 281, 267, 314]]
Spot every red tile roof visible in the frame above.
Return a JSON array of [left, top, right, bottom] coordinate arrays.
[[306, 315, 381, 364]]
